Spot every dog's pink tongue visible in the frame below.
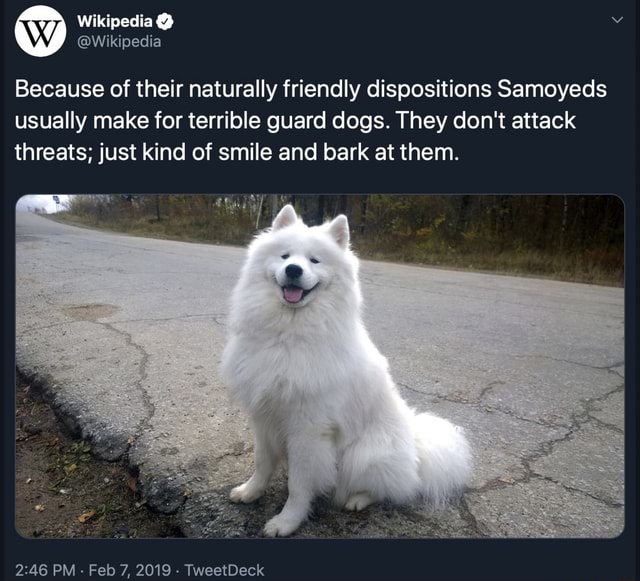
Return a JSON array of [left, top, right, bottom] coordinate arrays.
[[284, 286, 304, 303]]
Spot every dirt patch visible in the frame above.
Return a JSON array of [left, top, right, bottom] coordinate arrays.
[[62, 303, 120, 322], [15, 379, 181, 538]]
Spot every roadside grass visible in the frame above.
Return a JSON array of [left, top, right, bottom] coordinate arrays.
[[16, 378, 181, 538], [52, 212, 623, 287]]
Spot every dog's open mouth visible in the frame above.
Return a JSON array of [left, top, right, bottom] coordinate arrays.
[[282, 284, 317, 304]]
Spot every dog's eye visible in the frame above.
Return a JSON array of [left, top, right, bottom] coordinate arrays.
[[281, 254, 290, 260], [310, 258, 320, 264]]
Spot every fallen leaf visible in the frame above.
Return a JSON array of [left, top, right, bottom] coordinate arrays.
[[126, 474, 138, 493], [64, 463, 77, 474], [78, 510, 96, 523]]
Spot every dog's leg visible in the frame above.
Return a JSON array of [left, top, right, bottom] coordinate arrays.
[[263, 428, 336, 537], [230, 418, 279, 503]]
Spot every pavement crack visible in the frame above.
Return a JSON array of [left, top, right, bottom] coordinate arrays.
[[470, 470, 624, 511], [396, 381, 429, 396], [578, 383, 624, 419], [457, 497, 488, 537], [585, 415, 623, 434], [478, 380, 505, 400], [520, 429, 576, 483], [585, 382, 624, 403], [398, 381, 564, 428], [516, 384, 624, 486], [110, 313, 225, 325], [482, 404, 567, 428], [529, 473, 623, 508], [397, 382, 478, 406], [468, 476, 522, 495], [578, 383, 624, 432], [99, 322, 156, 436], [215, 448, 251, 462], [513, 354, 624, 378]]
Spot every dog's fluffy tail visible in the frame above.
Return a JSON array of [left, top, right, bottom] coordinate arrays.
[[412, 412, 472, 507]]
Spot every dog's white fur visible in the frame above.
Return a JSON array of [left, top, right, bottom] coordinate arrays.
[[220, 205, 472, 537]]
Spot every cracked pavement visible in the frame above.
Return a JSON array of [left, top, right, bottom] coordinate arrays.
[[15, 212, 625, 538]]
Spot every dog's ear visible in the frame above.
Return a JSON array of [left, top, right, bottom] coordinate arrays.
[[272, 205, 297, 230], [328, 215, 350, 249]]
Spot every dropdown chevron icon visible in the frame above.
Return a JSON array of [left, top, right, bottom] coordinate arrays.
[[611, 16, 624, 23]]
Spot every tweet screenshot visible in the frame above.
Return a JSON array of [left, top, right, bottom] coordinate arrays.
[[3, 1, 637, 580]]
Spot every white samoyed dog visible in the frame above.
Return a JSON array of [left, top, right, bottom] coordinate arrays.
[[220, 205, 472, 537]]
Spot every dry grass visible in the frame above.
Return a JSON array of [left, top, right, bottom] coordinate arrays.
[[54, 212, 623, 287]]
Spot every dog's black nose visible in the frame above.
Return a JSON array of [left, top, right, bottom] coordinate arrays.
[[285, 264, 303, 279]]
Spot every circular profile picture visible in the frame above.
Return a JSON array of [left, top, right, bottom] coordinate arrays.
[[15, 5, 67, 57]]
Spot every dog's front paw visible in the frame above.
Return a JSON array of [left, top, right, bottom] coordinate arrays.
[[229, 482, 264, 504], [263, 513, 302, 537]]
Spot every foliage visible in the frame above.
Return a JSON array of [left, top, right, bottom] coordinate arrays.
[[61, 194, 623, 285]]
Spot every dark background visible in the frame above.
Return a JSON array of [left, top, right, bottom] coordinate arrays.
[[2, 1, 637, 580]]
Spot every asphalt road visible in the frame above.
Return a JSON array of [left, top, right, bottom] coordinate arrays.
[[15, 212, 625, 538]]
